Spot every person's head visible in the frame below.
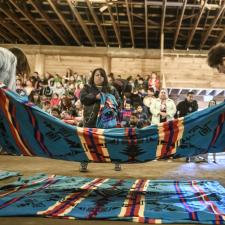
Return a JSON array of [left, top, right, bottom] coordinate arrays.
[[0, 47, 17, 91], [51, 107, 61, 118], [208, 99, 216, 107], [151, 72, 157, 79], [147, 87, 155, 97], [130, 112, 138, 126], [186, 91, 195, 102], [52, 93, 59, 99], [26, 79, 34, 87], [16, 78, 22, 87], [125, 102, 131, 110], [89, 68, 108, 87], [159, 89, 168, 100], [208, 43, 225, 74], [136, 105, 143, 113], [8, 48, 30, 77]]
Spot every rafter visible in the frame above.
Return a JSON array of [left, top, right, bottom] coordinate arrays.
[[47, 0, 81, 45], [0, 6, 40, 44], [186, 0, 207, 49], [85, 0, 107, 46], [145, 0, 148, 49], [215, 28, 225, 44], [0, 21, 27, 44], [29, 0, 69, 45], [9, 0, 55, 45], [0, 27, 14, 43], [67, 0, 95, 46], [125, 0, 135, 47], [173, 0, 187, 49], [106, 0, 121, 47], [161, 0, 167, 48], [200, 2, 225, 49]]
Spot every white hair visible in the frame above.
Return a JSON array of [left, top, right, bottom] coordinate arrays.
[[0, 47, 17, 91]]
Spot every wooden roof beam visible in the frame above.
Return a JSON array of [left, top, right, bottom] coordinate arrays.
[[161, 0, 167, 35], [125, 0, 135, 47], [173, 0, 187, 49], [0, 6, 40, 44], [0, 22, 27, 44], [200, 2, 225, 49], [145, 0, 148, 49], [47, 0, 81, 45], [186, 0, 207, 49], [9, 0, 55, 45], [29, 0, 69, 45], [67, 0, 95, 46], [215, 28, 225, 44], [85, 0, 108, 46], [106, 0, 121, 47], [0, 27, 14, 43]]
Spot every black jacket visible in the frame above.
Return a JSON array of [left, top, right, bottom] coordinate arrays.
[[80, 84, 120, 128], [176, 99, 198, 118]]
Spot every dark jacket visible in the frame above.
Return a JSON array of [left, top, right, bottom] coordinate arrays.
[[80, 84, 120, 128], [176, 99, 198, 118]]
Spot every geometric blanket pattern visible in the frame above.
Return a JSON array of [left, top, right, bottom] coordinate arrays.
[[0, 174, 225, 224], [0, 83, 225, 163], [0, 171, 20, 180]]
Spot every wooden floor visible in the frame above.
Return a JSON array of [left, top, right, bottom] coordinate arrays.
[[0, 154, 225, 225]]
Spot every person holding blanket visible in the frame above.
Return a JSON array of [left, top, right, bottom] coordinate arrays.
[[80, 68, 121, 172]]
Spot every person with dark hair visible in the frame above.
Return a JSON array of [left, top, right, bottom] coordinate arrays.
[[176, 91, 198, 118], [80, 68, 120, 172], [8, 48, 31, 80], [207, 43, 225, 74]]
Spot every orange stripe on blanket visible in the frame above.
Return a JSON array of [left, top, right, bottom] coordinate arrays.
[[0, 90, 33, 156], [77, 127, 111, 162], [37, 178, 108, 217], [119, 179, 149, 219]]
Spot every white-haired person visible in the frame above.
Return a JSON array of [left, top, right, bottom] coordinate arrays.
[[150, 89, 176, 125], [0, 47, 17, 91], [0, 47, 17, 154]]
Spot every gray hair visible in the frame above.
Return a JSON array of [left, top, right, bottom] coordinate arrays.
[[0, 47, 17, 91]]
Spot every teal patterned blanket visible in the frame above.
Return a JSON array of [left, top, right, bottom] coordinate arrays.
[[0, 174, 225, 224], [0, 83, 225, 163]]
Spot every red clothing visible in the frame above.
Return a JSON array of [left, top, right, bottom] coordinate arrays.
[[148, 78, 160, 91], [50, 98, 60, 107]]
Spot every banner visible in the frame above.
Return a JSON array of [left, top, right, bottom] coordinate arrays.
[[0, 84, 224, 163]]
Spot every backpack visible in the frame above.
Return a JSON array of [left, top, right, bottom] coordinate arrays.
[[96, 92, 118, 129]]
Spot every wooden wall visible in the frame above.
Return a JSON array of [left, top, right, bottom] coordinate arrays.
[[1, 44, 224, 90]]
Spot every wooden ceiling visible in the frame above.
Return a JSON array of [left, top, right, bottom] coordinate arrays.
[[0, 0, 224, 49]]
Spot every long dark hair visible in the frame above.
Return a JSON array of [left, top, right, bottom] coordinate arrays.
[[8, 48, 31, 76], [89, 68, 110, 93]]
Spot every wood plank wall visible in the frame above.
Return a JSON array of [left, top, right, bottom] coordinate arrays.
[[1, 44, 224, 90]]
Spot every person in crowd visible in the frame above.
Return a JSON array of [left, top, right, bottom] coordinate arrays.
[[176, 91, 198, 118], [29, 90, 42, 108], [148, 72, 160, 96], [50, 93, 61, 108], [0, 47, 17, 91], [143, 87, 156, 118], [135, 105, 149, 128], [42, 100, 51, 114], [176, 91, 198, 162], [207, 43, 225, 74], [80, 68, 121, 172], [150, 89, 176, 125], [120, 101, 133, 127], [131, 87, 143, 109], [124, 112, 139, 128], [16, 78, 27, 98]]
